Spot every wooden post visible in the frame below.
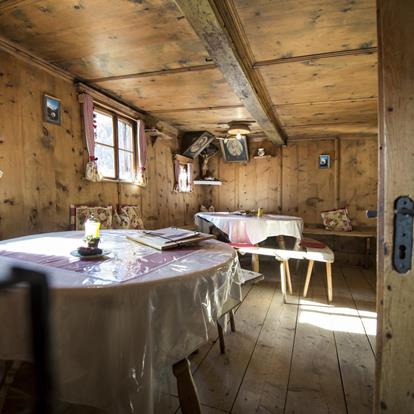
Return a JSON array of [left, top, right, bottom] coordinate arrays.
[[326, 262, 333, 302], [303, 260, 314, 297], [172, 358, 202, 414], [376, 1, 414, 411], [279, 260, 286, 303]]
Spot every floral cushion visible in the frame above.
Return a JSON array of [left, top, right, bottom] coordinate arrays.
[[113, 205, 144, 230], [321, 208, 352, 232], [70, 205, 113, 230]]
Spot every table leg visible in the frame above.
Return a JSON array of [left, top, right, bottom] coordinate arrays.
[[276, 235, 286, 249], [365, 237, 371, 269], [279, 260, 287, 303], [285, 260, 293, 295], [173, 358, 201, 414], [216, 320, 226, 354], [326, 262, 333, 302], [303, 260, 314, 297], [252, 244, 260, 273], [229, 309, 236, 332]]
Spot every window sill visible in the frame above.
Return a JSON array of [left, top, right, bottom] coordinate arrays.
[[100, 178, 137, 185]]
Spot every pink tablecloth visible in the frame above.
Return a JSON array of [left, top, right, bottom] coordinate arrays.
[[0, 230, 241, 414], [195, 212, 304, 244]]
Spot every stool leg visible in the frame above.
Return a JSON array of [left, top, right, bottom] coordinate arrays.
[[326, 262, 333, 302], [279, 260, 286, 303], [229, 309, 236, 332], [217, 320, 226, 354], [285, 260, 293, 295], [252, 253, 260, 273], [303, 260, 314, 297], [173, 358, 201, 414]]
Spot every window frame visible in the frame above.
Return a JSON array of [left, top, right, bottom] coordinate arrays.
[[93, 104, 137, 183]]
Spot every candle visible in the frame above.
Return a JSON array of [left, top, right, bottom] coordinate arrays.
[[84, 216, 101, 239]]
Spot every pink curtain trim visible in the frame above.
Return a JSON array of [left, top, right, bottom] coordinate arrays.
[[82, 94, 95, 159]]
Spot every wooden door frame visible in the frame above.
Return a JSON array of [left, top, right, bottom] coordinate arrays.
[[376, 1, 414, 412]]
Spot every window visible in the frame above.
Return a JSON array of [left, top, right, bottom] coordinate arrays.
[[94, 107, 136, 182]]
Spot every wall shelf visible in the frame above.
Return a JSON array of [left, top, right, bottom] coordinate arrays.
[[253, 155, 273, 160], [194, 180, 222, 186]]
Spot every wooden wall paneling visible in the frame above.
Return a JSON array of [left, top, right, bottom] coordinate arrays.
[[281, 142, 300, 217], [284, 140, 336, 223], [233, 0, 377, 62], [237, 158, 255, 211], [0, 0, 210, 78], [141, 139, 158, 229], [0, 49, 204, 239], [285, 123, 378, 140], [0, 56, 26, 239], [254, 153, 279, 213], [339, 137, 377, 227], [217, 161, 238, 212]]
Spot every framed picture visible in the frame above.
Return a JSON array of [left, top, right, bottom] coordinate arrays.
[[319, 154, 330, 169], [182, 131, 215, 159], [220, 136, 249, 162], [43, 94, 61, 125]]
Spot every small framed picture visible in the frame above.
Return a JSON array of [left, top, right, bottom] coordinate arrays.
[[43, 94, 61, 125], [220, 136, 249, 162], [319, 154, 331, 169], [182, 132, 215, 159]]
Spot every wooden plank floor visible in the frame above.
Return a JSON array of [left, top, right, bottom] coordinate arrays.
[[189, 258, 376, 414], [0, 258, 376, 414]]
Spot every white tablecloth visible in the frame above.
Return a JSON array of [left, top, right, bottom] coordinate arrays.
[[0, 230, 241, 413], [195, 212, 304, 244]]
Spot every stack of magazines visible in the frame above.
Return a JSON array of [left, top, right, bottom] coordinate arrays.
[[127, 227, 214, 250]]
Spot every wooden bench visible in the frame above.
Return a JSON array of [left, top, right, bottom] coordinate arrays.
[[303, 226, 376, 268], [233, 241, 335, 302]]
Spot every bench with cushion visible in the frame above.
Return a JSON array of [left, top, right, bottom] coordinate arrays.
[[303, 226, 376, 268]]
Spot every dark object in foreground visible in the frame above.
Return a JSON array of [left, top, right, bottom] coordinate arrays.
[[0, 266, 53, 414]]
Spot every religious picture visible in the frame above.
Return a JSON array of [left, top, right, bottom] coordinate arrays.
[[220, 136, 249, 162]]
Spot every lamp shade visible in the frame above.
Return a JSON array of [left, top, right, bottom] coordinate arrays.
[[227, 121, 251, 136]]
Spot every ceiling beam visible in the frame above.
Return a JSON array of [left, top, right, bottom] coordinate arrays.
[[150, 104, 244, 114], [254, 47, 378, 68], [0, 0, 36, 11], [174, 0, 286, 145], [87, 63, 216, 83]]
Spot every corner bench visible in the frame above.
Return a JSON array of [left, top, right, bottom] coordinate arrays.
[[303, 226, 376, 268]]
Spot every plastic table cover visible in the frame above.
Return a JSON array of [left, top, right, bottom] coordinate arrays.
[[195, 212, 304, 244], [0, 230, 241, 413]]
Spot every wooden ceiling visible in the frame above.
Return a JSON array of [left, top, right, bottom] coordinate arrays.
[[0, 0, 378, 142]]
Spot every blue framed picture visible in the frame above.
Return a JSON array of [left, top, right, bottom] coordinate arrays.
[[43, 94, 61, 125], [319, 154, 330, 169], [219, 136, 249, 162]]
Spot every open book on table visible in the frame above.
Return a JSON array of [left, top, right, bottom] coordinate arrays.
[[127, 227, 215, 250]]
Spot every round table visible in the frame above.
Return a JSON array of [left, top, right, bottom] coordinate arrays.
[[0, 230, 241, 414], [195, 212, 304, 244]]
